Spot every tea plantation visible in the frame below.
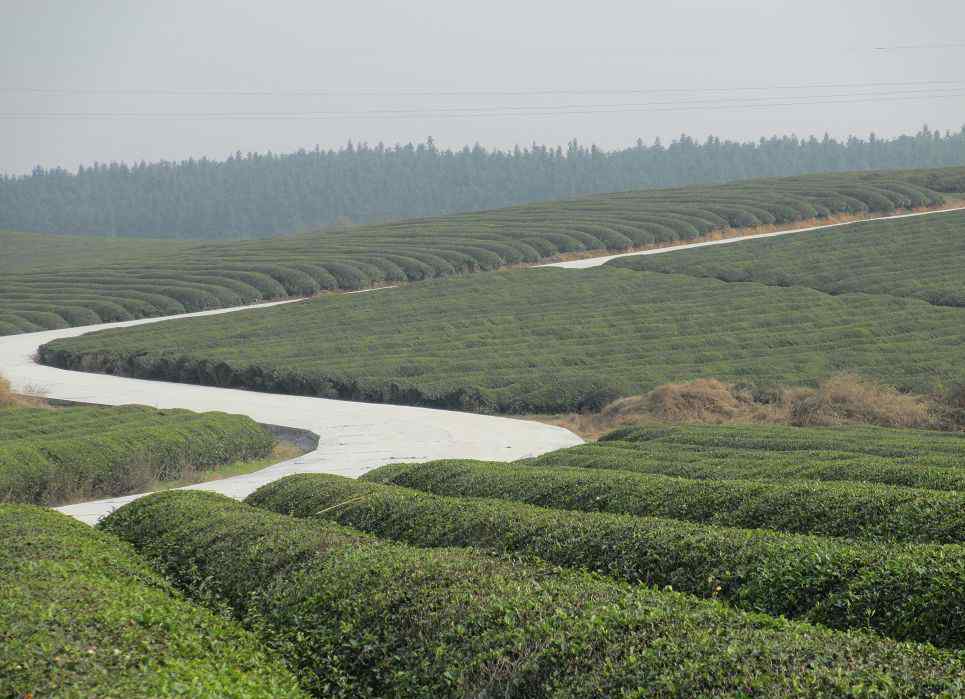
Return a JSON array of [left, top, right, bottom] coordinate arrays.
[[608, 208, 965, 307], [9, 165, 965, 695], [0, 403, 274, 505], [98, 488, 965, 697], [8, 420, 965, 693], [40, 262, 965, 413], [250, 469, 965, 648], [2, 166, 962, 336]]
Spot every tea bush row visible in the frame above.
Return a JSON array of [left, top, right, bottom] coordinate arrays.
[[601, 422, 965, 459], [248, 472, 965, 648], [0, 504, 306, 698], [609, 209, 965, 307], [0, 404, 274, 505], [99, 490, 965, 697], [527, 441, 965, 491], [364, 460, 965, 544]]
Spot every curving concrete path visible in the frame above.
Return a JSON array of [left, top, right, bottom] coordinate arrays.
[[0, 302, 581, 524], [6, 204, 963, 524]]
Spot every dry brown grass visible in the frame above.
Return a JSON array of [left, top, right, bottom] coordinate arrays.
[[528, 373, 953, 439], [619, 378, 749, 422], [0, 372, 50, 408], [0, 374, 14, 406], [789, 373, 937, 429]]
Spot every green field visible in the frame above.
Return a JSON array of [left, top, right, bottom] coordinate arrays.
[[3, 167, 962, 336], [99, 489, 965, 696], [608, 209, 965, 307], [40, 261, 965, 413], [0, 403, 274, 504], [0, 504, 306, 697]]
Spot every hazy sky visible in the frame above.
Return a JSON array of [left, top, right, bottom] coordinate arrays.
[[3, 0, 964, 175]]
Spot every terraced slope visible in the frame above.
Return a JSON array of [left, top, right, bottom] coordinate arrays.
[[3, 167, 961, 336], [40, 265, 965, 413], [608, 208, 965, 307], [0, 404, 274, 505]]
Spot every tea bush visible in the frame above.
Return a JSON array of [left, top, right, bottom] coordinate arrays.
[[100, 490, 965, 697], [0, 504, 306, 698], [364, 459, 965, 544], [248, 472, 965, 648], [0, 404, 274, 504]]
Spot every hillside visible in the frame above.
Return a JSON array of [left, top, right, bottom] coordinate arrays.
[[3, 166, 964, 337], [39, 247, 965, 412], [4, 128, 963, 239]]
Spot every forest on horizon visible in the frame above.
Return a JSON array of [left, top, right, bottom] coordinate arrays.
[[2, 125, 963, 240]]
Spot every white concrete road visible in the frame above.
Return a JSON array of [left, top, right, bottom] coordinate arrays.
[[5, 204, 963, 523], [0, 303, 581, 524]]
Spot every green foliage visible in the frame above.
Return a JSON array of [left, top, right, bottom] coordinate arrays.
[[528, 423, 965, 491], [0, 404, 274, 505], [363, 459, 965, 544], [0, 504, 306, 698], [248, 472, 965, 648], [3, 131, 964, 240], [2, 166, 960, 336], [609, 209, 965, 308], [602, 422, 965, 457], [39, 261, 965, 413], [101, 490, 965, 697]]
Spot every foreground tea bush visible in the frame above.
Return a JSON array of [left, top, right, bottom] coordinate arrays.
[[3, 167, 957, 336], [101, 490, 965, 697], [0, 504, 306, 698], [0, 404, 274, 505], [249, 473, 965, 649], [364, 460, 965, 544]]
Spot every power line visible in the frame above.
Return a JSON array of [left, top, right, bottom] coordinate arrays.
[[874, 42, 965, 50], [2, 78, 965, 98], [2, 89, 965, 120]]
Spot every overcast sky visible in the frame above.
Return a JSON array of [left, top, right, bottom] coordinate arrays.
[[2, 0, 964, 175]]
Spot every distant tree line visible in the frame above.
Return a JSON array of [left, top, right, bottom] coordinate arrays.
[[2, 126, 963, 240]]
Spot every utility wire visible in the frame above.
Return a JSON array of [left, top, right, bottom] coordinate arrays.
[[2, 78, 965, 98], [2, 89, 964, 120], [874, 42, 965, 50]]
